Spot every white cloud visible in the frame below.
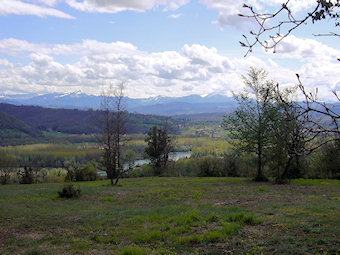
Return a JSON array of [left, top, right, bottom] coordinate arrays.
[[31, 0, 60, 7], [200, 0, 319, 29], [65, 0, 190, 13], [0, 0, 75, 19], [168, 13, 182, 19], [0, 38, 338, 100], [201, 0, 253, 29], [0, 58, 14, 68], [255, 0, 316, 13], [273, 35, 340, 62]]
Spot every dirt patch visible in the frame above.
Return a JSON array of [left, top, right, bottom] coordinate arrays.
[[21, 232, 46, 240]]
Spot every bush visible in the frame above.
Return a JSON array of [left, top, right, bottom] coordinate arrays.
[[19, 166, 34, 184], [65, 163, 97, 182], [58, 184, 81, 199], [0, 170, 12, 185], [128, 164, 155, 178], [198, 155, 240, 177], [310, 141, 340, 179]]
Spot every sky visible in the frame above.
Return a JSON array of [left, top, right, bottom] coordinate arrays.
[[0, 0, 339, 100]]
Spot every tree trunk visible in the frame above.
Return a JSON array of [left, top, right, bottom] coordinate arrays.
[[276, 156, 293, 184], [254, 143, 268, 182]]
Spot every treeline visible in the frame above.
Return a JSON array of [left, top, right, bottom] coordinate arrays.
[[130, 141, 339, 180]]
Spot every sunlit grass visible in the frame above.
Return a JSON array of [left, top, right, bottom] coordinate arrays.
[[0, 177, 339, 254]]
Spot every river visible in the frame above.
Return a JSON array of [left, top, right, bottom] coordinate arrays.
[[98, 151, 191, 176]]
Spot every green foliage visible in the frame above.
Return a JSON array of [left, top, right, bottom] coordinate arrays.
[[120, 247, 148, 255], [18, 166, 34, 184], [58, 183, 82, 199], [221, 222, 241, 235], [312, 0, 340, 26], [65, 163, 97, 182], [310, 141, 340, 179], [128, 164, 155, 178], [225, 212, 262, 226], [145, 126, 173, 175], [179, 234, 203, 244], [207, 214, 219, 223], [198, 155, 241, 177], [204, 231, 222, 242], [223, 67, 275, 181]]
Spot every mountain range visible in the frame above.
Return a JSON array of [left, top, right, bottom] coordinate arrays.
[[0, 91, 237, 116]]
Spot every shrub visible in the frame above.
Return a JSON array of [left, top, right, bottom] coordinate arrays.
[[128, 164, 155, 178], [58, 184, 81, 199], [65, 163, 97, 182], [197, 155, 241, 177], [0, 170, 11, 185], [310, 141, 340, 179], [19, 166, 34, 184]]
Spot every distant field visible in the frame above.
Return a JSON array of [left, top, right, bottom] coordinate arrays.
[[0, 178, 339, 255]]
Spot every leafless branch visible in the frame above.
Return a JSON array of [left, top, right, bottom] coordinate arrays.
[[239, 1, 339, 57]]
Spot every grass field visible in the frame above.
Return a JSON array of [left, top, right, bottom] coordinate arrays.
[[0, 177, 339, 255]]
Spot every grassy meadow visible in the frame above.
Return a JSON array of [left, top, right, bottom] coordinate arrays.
[[0, 177, 339, 255]]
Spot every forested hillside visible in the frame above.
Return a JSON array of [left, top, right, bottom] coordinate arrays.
[[0, 103, 183, 144], [0, 112, 42, 137]]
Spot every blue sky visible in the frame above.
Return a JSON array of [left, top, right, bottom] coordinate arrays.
[[0, 0, 339, 100]]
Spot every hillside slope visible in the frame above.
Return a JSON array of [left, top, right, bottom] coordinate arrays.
[[0, 103, 182, 136], [0, 111, 41, 137]]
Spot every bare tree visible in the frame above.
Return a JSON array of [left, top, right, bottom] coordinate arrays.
[[239, 0, 340, 58], [99, 82, 127, 185], [295, 75, 339, 138], [269, 83, 339, 183]]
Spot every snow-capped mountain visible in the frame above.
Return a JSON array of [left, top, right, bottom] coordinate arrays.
[[0, 91, 237, 115]]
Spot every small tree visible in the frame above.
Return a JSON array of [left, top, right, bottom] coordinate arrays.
[[223, 67, 277, 181], [145, 125, 173, 176]]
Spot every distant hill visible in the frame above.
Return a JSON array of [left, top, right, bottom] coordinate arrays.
[[0, 103, 183, 139], [0, 111, 41, 137], [0, 92, 237, 115]]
